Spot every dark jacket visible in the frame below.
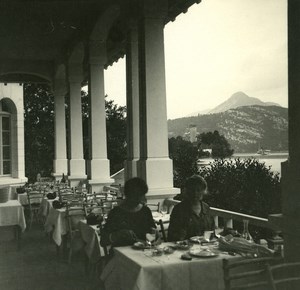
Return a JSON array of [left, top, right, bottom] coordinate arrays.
[[101, 205, 156, 247], [168, 200, 215, 241]]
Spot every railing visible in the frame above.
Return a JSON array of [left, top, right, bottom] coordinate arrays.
[[163, 198, 283, 248]]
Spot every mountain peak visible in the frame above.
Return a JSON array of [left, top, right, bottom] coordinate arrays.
[[208, 92, 280, 114]]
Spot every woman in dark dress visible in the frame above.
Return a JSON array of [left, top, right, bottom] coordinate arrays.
[[101, 177, 156, 247], [168, 175, 215, 241]]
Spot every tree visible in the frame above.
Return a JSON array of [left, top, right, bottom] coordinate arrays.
[[199, 158, 281, 239], [24, 83, 54, 182], [198, 130, 234, 158], [169, 136, 198, 188]]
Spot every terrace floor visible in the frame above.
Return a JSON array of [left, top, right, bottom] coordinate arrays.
[[0, 224, 103, 290]]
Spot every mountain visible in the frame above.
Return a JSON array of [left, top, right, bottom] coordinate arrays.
[[168, 105, 288, 153], [186, 92, 281, 116], [208, 91, 280, 114]]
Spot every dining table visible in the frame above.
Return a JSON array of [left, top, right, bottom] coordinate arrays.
[[0, 200, 26, 249], [100, 241, 240, 290]]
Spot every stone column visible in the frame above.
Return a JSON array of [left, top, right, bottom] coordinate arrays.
[[87, 40, 114, 192], [124, 21, 140, 180], [67, 63, 87, 186], [52, 78, 68, 181], [137, 0, 179, 199], [281, 0, 300, 264]]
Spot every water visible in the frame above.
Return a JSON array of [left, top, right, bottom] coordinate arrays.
[[198, 152, 288, 176]]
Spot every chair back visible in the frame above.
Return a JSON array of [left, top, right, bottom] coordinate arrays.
[[158, 219, 170, 242], [223, 256, 284, 290], [65, 204, 86, 234], [27, 191, 44, 208], [266, 261, 300, 290]]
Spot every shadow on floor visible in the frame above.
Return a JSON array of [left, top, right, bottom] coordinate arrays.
[[0, 224, 104, 290]]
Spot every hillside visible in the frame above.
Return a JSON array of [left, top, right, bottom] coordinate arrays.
[[168, 105, 288, 153], [187, 91, 280, 116]]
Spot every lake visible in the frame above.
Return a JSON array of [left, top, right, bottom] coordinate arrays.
[[198, 152, 289, 176]]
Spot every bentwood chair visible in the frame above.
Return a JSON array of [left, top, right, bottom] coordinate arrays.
[[223, 256, 283, 290], [65, 204, 86, 264], [266, 262, 300, 290], [26, 190, 44, 229]]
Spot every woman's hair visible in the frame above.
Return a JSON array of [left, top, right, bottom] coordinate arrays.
[[185, 174, 207, 195], [124, 177, 148, 200]]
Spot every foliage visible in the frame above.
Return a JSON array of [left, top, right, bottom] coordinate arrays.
[[199, 158, 281, 239], [169, 136, 198, 188], [198, 130, 234, 158], [105, 99, 127, 174], [24, 83, 54, 182]]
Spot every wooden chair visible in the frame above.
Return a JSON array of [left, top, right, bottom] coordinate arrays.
[[65, 204, 86, 264], [158, 219, 170, 242], [26, 191, 44, 229], [266, 261, 300, 290], [223, 256, 284, 290]]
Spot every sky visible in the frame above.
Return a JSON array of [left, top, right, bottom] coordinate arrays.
[[104, 0, 287, 120]]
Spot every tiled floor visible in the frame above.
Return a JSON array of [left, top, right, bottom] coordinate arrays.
[[0, 224, 102, 290]]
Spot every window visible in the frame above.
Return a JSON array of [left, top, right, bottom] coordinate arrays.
[[0, 114, 11, 175]]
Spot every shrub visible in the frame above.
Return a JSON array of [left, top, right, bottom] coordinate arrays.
[[199, 158, 281, 239]]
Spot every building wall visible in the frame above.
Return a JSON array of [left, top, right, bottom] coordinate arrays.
[[0, 83, 27, 188]]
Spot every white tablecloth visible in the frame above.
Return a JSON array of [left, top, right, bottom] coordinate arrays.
[[152, 212, 170, 223], [40, 197, 57, 217], [101, 243, 239, 290], [0, 200, 26, 232], [79, 220, 103, 263], [44, 207, 67, 246]]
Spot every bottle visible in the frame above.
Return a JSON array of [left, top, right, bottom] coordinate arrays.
[[61, 173, 66, 183], [241, 219, 253, 242]]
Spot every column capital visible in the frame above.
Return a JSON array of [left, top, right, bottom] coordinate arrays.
[[67, 62, 83, 83], [89, 39, 107, 65], [140, 0, 168, 19], [53, 78, 67, 96]]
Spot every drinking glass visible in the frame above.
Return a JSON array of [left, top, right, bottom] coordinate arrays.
[[160, 205, 168, 216], [146, 228, 157, 249]]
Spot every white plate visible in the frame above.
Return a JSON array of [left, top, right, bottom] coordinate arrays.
[[189, 236, 204, 243], [189, 248, 219, 258], [132, 241, 149, 249]]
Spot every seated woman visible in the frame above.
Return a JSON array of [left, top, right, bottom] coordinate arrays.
[[168, 174, 215, 241], [101, 177, 156, 247]]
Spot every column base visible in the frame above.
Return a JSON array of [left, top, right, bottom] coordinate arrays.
[[68, 175, 87, 188], [53, 159, 68, 179], [137, 157, 175, 188], [87, 158, 111, 180], [69, 159, 86, 176], [124, 158, 139, 181], [88, 178, 115, 194]]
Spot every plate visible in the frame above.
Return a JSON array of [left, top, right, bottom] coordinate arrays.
[[189, 236, 204, 243], [189, 248, 219, 258], [175, 240, 192, 250], [132, 241, 150, 250]]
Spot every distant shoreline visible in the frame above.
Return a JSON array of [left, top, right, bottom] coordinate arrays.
[[232, 152, 288, 159]]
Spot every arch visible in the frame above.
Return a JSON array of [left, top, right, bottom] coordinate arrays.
[[0, 98, 17, 115], [90, 5, 121, 42]]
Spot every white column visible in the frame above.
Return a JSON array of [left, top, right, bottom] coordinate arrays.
[[280, 0, 300, 264], [137, 0, 179, 198], [52, 79, 68, 181], [124, 22, 140, 180], [87, 40, 113, 192], [67, 65, 86, 186]]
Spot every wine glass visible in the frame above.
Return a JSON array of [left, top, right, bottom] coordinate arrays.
[[160, 205, 168, 216], [146, 228, 157, 249]]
